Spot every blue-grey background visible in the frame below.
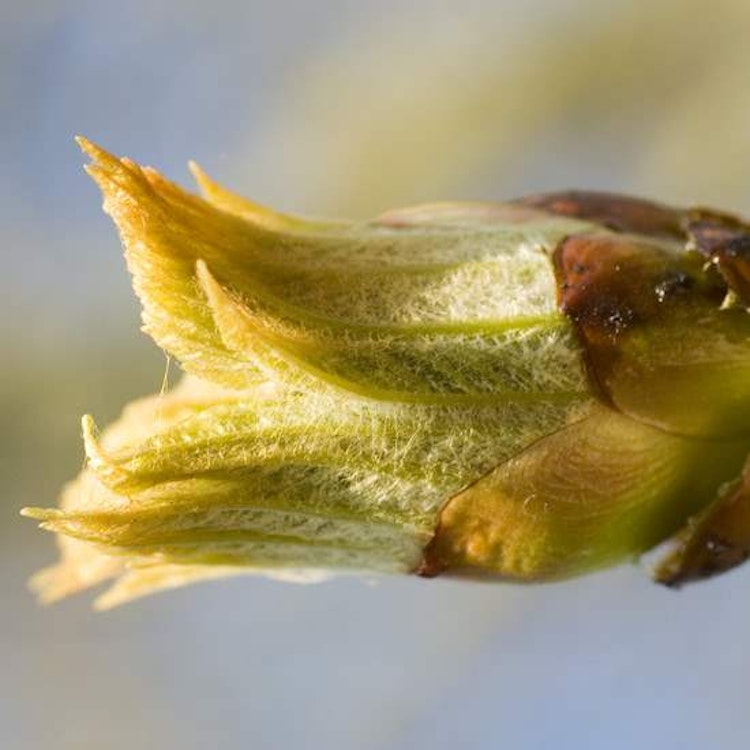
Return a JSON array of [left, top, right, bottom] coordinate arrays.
[[4, 2, 750, 748]]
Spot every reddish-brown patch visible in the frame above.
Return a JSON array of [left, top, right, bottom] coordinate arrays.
[[515, 190, 685, 240], [519, 192, 750, 305], [551, 231, 725, 405]]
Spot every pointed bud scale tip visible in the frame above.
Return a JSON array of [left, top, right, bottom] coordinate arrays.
[[21, 139, 750, 607]]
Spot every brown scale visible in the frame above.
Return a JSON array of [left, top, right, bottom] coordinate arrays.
[[515, 190, 685, 240], [518, 190, 750, 305], [656, 457, 750, 587], [686, 208, 750, 306], [552, 231, 726, 407]]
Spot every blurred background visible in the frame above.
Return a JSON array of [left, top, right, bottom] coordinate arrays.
[[4, 1, 750, 747]]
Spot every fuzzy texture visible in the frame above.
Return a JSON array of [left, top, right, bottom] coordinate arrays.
[[23, 140, 596, 608], [27, 143, 750, 605]]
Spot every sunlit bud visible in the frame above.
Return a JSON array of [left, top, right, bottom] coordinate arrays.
[[23, 141, 750, 607]]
